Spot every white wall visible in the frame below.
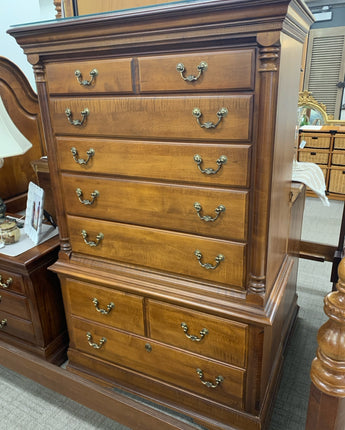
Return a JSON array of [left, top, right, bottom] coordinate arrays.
[[0, 0, 56, 91]]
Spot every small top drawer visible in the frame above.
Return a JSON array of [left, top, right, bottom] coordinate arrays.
[[46, 58, 133, 94], [65, 278, 145, 335], [138, 49, 255, 93], [147, 300, 248, 368], [334, 134, 345, 150], [299, 133, 330, 149], [0, 269, 25, 295]]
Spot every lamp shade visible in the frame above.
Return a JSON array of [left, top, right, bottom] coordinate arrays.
[[0, 95, 32, 158]]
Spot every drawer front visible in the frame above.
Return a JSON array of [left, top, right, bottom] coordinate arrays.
[[50, 95, 253, 141], [334, 134, 345, 150], [46, 58, 133, 94], [0, 310, 36, 343], [138, 49, 255, 92], [299, 134, 330, 149], [0, 290, 31, 320], [332, 151, 345, 166], [65, 278, 145, 335], [61, 174, 249, 241], [57, 137, 251, 188], [70, 316, 245, 409], [67, 215, 246, 288], [0, 269, 25, 295], [329, 169, 345, 194], [298, 150, 329, 164], [148, 300, 247, 367]]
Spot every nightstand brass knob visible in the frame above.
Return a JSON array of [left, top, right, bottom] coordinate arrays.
[[176, 61, 208, 82], [0, 319, 7, 329], [65, 107, 89, 126], [193, 154, 227, 175], [194, 202, 226, 222], [86, 332, 106, 349], [194, 250, 224, 270], [92, 298, 114, 315], [0, 275, 12, 289], [81, 230, 104, 247], [181, 322, 208, 342], [76, 188, 99, 205], [192, 107, 228, 129], [71, 147, 95, 165], [196, 368, 224, 388], [75, 68, 98, 86]]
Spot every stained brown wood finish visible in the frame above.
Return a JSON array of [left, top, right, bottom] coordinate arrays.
[[9, 1, 313, 428]]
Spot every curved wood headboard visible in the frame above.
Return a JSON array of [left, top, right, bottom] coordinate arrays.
[[0, 56, 46, 210]]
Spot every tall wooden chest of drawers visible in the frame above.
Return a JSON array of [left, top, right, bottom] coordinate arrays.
[[9, 1, 313, 429]]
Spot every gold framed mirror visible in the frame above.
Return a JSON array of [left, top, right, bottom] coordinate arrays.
[[298, 90, 345, 126]]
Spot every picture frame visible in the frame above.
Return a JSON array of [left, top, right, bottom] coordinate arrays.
[[24, 182, 45, 244]]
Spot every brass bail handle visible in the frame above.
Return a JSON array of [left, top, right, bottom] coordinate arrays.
[[196, 368, 224, 388], [193, 107, 228, 129], [76, 188, 99, 205], [0, 275, 12, 288], [176, 61, 208, 82], [71, 147, 95, 165], [194, 202, 226, 222], [193, 154, 227, 175], [194, 250, 224, 270], [81, 230, 104, 247], [0, 319, 7, 329], [181, 322, 208, 342], [65, 107, 89, 126], [92, 298, 114, 315], [86, 332, 106, 349], [75, 68, 98, 86]]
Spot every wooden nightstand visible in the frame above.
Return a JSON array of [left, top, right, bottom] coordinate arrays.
[[0, 232, 68, 365]]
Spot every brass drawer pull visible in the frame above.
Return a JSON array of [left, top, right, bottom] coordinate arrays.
[[75, 68, 98, 86], [71, 147, 95, 165], [181, 322, 208, 342], [176, 61, 208, 82], [0, 275, 12, 288], [193, 154, 227, 175], [86, 332, 106, 349], [145, 343, 152, 352], [194, 250, 224, 270], [81, 230, 104, 247], [194, 202, 225, 222], [92, 298, 114, 315], [65, 107, 89, 126], [192, 107, 228, 129], [0, 319, 7, 329], [196, 368, 224, 388], [76, 188, 99, 205]]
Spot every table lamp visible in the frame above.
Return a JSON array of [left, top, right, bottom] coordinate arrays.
[[0, 95, 32, 244]]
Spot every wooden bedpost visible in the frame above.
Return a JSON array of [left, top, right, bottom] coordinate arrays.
[[306, 256, 345, 429]]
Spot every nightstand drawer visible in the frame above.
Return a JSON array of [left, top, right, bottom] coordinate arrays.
[[50, 95, 253, 141], [65, 278, 145, 335], [0, 310, 36, 343], [138, 49, 254, 92], [57, 137, 251, 188], [67, 215, 246, 289], [61, 174, 249, 241], [148, 300, 248, 367], [70, 316, 245, 409], [46, 58, 133, 94], [0, 269, 25, 295], [0, 290, 31, 320]]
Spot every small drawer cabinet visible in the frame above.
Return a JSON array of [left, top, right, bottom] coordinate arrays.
[[0, 235, 67, 364], [9, 1, 312, 429]]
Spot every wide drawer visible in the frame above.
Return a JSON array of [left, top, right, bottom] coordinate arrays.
[[46, 58, 133, 95], [147, 300, 247, 368], [67, 215, 246, 289], [0, 269, 25, 295], [70, 316, 245, 409], [57, 137, 251, 188], [0, 290, 31, 320], [64, 278, 145, 335], [61, 174, 249, 241], [298, 150, 329, 164], [50, 95, 253, 141], [0, 310, 36, 343], [138, 49, 255, 92], [299, 133, 330, 149]]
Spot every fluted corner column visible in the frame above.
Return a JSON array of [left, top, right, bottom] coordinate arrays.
[[306, 256, 345, 430]]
